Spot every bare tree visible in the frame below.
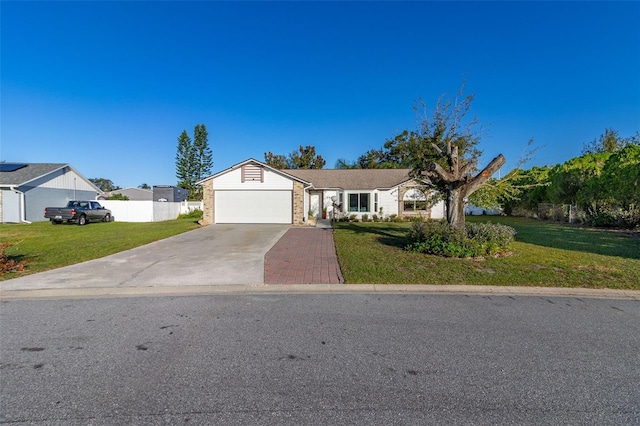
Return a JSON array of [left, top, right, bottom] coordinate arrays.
[[411, 83, 505, 227]]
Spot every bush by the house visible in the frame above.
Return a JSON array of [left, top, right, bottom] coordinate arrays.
[[406, 221, 517, 258]]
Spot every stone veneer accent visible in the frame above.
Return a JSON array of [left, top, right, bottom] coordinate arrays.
[[293, 181, 305, 226], [202, 178, 214, 225]]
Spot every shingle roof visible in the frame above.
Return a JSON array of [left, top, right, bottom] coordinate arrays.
[[98, 187, 153, 201], [284, 168, 413, 190], [0, 163, 68, 186]]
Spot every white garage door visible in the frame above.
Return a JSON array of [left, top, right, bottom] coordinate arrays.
[[215, 190, 292, 224]]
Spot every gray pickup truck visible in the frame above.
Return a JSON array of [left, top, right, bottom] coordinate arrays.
[[44, 201, 112, 225]]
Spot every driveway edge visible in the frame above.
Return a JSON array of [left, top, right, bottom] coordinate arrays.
[[1, 284, 638, 300]]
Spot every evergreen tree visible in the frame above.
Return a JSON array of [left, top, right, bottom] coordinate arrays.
[[176, 130, 195, 198], [175, 125, 214, 200], [192, 124, 213, 199]]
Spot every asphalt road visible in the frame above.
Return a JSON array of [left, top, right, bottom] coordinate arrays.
[[1, 293, 639, 425]]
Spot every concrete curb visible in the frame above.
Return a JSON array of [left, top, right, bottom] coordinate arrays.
[[1, 284, 639, 301]]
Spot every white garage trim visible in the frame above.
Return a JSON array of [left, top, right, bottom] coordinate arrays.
[[215, 190, 292, 224]]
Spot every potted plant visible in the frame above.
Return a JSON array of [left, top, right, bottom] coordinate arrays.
[[322, 206, 327, 219]]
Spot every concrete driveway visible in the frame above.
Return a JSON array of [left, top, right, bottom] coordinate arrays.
[[1, 224, 289, 291]]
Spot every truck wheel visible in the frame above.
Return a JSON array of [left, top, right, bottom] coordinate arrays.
[[51, 220, 60, 225], [77, 215, 87, 226], [103, 214, 111, 223]]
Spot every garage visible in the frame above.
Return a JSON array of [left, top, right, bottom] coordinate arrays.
[[215, 190, 292, 224]]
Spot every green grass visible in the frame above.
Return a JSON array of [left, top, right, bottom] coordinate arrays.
[[1, 219, 201, 280], [333, 216, 640, 289]]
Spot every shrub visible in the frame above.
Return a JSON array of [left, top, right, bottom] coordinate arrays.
[[361, 214, 370, 222], [178, 208, 203, 220], [406, 221, 516, 258], [586, 206, 640, 229], [0, 242, 25, 273], [349, 214, 359, 222], [389, 214, 403, 222], [106, 193, 129, 200], [372, 214, 379, 222]]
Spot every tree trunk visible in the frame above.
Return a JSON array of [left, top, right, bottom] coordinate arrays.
[[443, 154, 506, 228], [446, 187, 466, 227]]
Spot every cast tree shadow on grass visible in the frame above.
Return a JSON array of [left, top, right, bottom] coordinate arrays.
[[334, 223, 412, 250]]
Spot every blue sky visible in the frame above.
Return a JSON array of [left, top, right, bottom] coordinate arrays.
[[2, 1, 639, 188]]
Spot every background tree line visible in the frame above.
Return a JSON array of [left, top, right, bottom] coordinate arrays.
[[276, 126, 638, 228], [488, 129, 640, 228], [264, 145, 326, 169]]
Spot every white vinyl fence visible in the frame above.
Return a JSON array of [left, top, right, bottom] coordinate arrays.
[[98, 200, 203, 222]]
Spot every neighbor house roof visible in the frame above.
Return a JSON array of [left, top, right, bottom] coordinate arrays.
[[0, 163, 68, 186], [0, 162, 101, 191], [284, 168, 414, 190], [98, 187, 153, 201]]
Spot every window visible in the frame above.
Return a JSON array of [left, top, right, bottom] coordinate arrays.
[[348, 193, 370, 212], [403, 188, 427, 212], [374, 193, 378, 213], [403, 200, 428, 211]]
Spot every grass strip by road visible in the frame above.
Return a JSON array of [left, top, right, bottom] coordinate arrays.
[[333, 216, 640, 289], [1, 219, 201, 280]]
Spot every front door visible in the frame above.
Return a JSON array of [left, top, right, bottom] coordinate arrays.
[[309, 192, 322, 219]]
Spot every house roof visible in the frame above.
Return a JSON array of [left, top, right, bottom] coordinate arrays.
[[196, 158, 312, 185], [0, 162, 101, 191], [98, 187, 153, 201], [284, 168, 414, 190], [197, 158, 424, 190]]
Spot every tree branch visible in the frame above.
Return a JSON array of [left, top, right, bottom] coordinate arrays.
[[427, 162, 457, 182], [463, 154, 506, 196]]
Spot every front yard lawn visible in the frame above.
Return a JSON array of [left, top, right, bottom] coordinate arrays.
[[333, 216, 640, 289]]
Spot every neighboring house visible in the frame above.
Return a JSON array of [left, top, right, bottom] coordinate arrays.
[[152, 185, 189, 202], [98, 187, 153, 201], [196, 158, 445, 225], [0, 163, 100, 223]]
